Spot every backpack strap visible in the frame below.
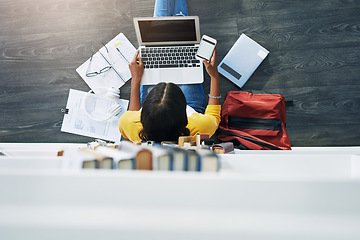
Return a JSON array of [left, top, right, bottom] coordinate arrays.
[[216, 128, 283, 150]]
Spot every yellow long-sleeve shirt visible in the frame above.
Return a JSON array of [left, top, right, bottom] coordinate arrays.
[[119, 105, 221, 142]]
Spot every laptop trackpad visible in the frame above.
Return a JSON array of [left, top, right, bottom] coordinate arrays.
[[160, 69, 183, 83]]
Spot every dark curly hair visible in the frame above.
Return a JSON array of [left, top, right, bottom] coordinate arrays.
[[139, 82, 190, 142]]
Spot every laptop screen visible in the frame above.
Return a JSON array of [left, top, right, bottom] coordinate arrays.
[[134, 17, 200, 45]]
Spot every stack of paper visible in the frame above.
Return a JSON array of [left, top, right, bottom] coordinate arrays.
[[61, 89, 129, 142], [61, 33, 136, 142]]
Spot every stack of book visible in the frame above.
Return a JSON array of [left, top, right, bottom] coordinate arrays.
[[61, 141, 221, 172]]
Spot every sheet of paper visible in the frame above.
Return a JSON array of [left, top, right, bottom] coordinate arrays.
[[76, 33, 136, 94], [61, 89, 129, 142]]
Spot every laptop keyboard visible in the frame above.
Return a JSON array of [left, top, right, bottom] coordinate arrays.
[[140, 46, 201, 69]]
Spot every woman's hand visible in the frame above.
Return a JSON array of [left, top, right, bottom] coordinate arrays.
[[203, 49, 221, 105], [203, 49, 219, 79], [128, 50, 143, 111], [129, 50, 144, 85]]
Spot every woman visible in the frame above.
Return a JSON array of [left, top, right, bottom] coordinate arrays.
[[119, 0, 221, 142]]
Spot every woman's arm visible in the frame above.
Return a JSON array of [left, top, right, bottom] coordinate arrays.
[[128, 50, 144, 111], [203, 49, 221, 105]]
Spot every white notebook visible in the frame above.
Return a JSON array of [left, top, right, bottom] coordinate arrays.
[[218, 34, 269, 88]]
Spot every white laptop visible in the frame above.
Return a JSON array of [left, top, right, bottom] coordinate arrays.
[[133, 16, 204, 85]]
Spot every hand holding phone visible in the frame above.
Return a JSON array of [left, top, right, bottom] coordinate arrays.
[[196, 35, 217, 61]]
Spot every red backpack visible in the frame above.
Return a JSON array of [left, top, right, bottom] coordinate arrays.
[[216, 91, 292, 150]]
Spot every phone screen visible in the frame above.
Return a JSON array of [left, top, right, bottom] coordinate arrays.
[[197, 38, 216, 61]]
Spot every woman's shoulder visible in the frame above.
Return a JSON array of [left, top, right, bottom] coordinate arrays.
[[187, 105, 221, 136], [119, 110, 141, 126], [188, 105, 221, 122], [119, 110, 142, 142]]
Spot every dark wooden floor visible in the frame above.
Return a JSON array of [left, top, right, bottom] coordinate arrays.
[[1, 0, 359, 146]]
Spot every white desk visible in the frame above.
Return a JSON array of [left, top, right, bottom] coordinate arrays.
[[1, 144, 360, 178], [1, 143, 360, 240]]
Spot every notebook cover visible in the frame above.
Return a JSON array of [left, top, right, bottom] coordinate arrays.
[[218, 34, 269, 88]]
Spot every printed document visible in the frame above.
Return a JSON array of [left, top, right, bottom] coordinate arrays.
[[61, 89, 129, 142]]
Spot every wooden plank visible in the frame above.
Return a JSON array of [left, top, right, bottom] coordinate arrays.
[[288, 123, 360, 147], [130, 0, 154, 17], [235, 8, 360, 52], [0, 0, 132, 35], [189, 0, 360, 20], [235, 46, 360, 91], [273, 85, 360, 146]]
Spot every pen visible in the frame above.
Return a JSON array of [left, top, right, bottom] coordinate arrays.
[[116, 48, 130, 64], [98, 49, 126, 83]]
